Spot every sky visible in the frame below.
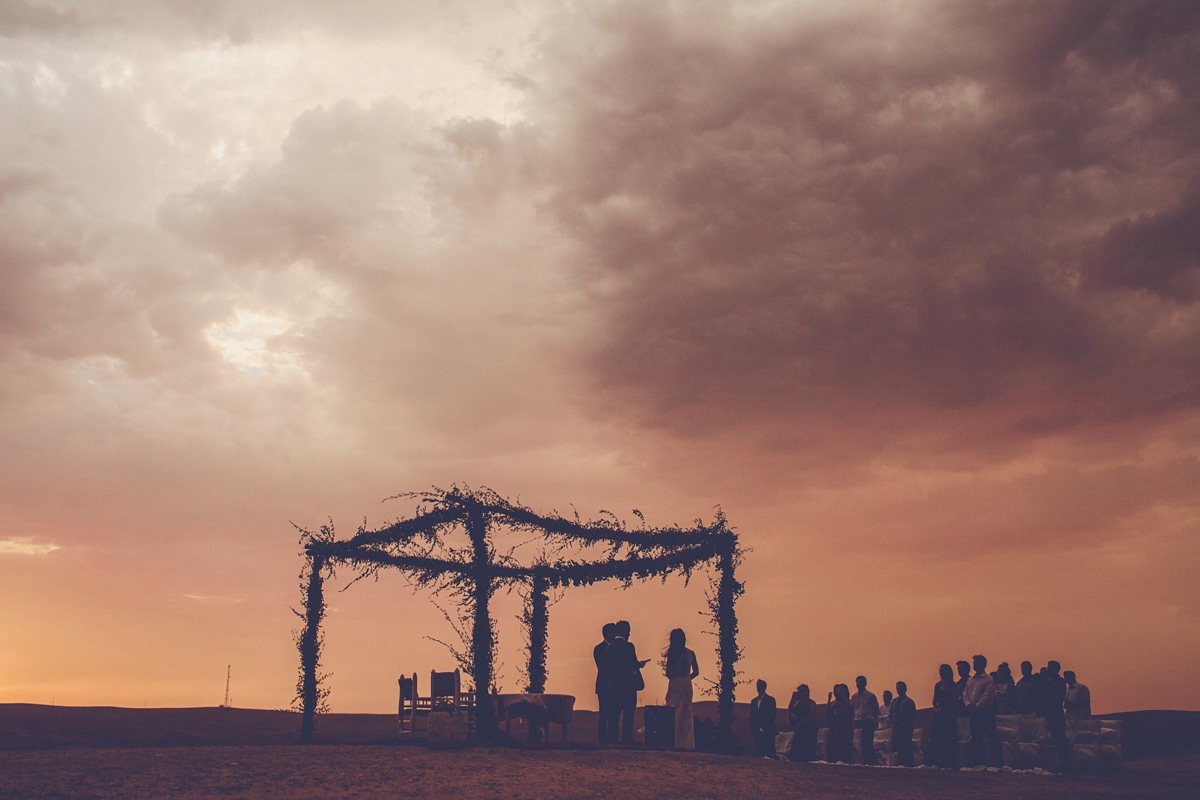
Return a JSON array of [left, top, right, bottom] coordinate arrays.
[[2, 0, 1198, 716]]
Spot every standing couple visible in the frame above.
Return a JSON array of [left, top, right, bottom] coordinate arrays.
[[594, 622, 699, 748]]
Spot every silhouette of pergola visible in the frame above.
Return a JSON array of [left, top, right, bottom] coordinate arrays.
[[295, 487, 743, 746]]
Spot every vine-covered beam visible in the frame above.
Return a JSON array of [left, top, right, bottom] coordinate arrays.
[[337, 505, 466, 549], [293, 486, 744, 749]]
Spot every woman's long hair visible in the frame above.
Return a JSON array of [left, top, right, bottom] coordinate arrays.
[[663, 628, 687, 677]]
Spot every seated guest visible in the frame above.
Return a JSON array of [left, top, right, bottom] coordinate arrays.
[[1063, 671, 1091, 719], [787, 683, 818, 762], [749, 679, 777, 758], [891, 681, 917, 767], [826, 684, 855, 764]]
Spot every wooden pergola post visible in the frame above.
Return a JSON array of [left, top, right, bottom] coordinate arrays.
[[525, 574, 550, 693], [466, 509, 497, 736], [298, 553, 326, 743], [715, 534, 741, 750]]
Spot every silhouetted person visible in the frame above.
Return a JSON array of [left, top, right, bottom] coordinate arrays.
[[1064, 670, 1091, 719], [931, 664, 959, 769], [891, 681, 917, 767], [663, 628, 699, 749], [787, 683, 817, 762], [1042, 660, 1070, 772], [826, 683, 854, 763], [749, 679, 777, 758], [1014, 660, 1040, 715], [955, 660, 971, 717], [993, 662, 1015, 715], [605, 620, 647, 744], [594, 622, 616, 743], [878, 690, 893, 729], [851, 675, 879, 765], [963, 654, 1002, 766]]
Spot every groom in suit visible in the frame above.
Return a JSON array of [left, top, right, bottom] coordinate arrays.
[[605, 620, 647, 744], [749, 679, 778, 758]]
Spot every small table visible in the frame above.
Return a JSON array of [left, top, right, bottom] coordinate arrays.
[[496, 693, 575, 743]]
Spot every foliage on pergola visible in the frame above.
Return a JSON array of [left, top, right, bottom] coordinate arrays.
[[294, 487, 744, 747]]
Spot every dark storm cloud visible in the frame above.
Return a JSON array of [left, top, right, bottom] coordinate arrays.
[[532, 1, 1200, 458]]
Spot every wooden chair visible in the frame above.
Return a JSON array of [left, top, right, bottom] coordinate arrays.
[[430, 669, 475, 731], [397, 673, 417, 739], [399, 668, 477, 737]]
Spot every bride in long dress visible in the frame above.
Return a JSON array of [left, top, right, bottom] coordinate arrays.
[[663, 628, 699, 749]]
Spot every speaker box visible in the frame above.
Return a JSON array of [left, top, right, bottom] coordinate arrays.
[[644, 705, 675, 747]]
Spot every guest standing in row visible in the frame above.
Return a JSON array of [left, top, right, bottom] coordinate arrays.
[[787, 684, 817, 762], [878, 690, 893, 729], [890, 681, 917, 767], [851, 675, 880, 765], [993, 662, 1015, 715], [749, 680, 777, 758], [930, 664, 959, 769], [1042, 660, 1070, 770], [963, 654, 1002, 767], [663, 628, 699, 749], [954, 660, 971, 716], [1014, 660, 1039, 715], [826, 684, 854, 763], [1064, 671, 1091, 719]]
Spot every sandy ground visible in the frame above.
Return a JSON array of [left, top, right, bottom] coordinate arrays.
[[4, 744, 1200, 800], [4, 704, 1199, 799]]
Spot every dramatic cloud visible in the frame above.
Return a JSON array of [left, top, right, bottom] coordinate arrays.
[[531, 1, 1200, 464], [1, 0, 1197, 714]]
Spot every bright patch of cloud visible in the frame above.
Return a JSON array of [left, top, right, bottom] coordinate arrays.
[[0, 538, 60, 555], [206, 310, 300, 376], [183, 594, 244, 604]]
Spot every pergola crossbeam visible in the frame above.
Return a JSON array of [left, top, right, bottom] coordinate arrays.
[[294, 487, 742, 748]]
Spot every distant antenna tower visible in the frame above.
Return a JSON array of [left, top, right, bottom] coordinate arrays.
[[222, 665, 231, 708]]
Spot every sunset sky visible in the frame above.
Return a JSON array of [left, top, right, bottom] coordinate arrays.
[[2, 0, 1199, 717]]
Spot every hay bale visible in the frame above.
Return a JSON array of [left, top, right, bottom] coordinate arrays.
[[1100, 743, 1124, 772], [1018, 742, 1044, 770], [1072, 742, 1100, 772], [1019, 715, 1048, 743], [911, 728, 925, 767], [775, 732, 793, 759], [1069, 718, 1101, 745], [996, 715, 1021, 742], [1002, 741, 1019, 768], [427, 707, 469, 749]]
